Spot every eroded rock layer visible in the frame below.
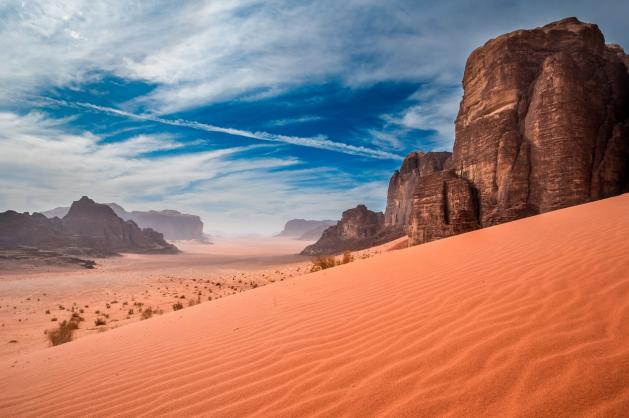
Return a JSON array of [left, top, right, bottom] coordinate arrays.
[[300, 205, 385, 255], [384, 152, 451, 232], [410, 17, 629, 245]]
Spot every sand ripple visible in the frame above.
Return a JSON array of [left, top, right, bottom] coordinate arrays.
[[1, 195, 629, 417]]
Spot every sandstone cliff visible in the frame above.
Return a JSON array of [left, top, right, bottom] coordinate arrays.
[[300, 205, 385, 255], [384, 151, 451, 232], [410, 17, 629, 245]]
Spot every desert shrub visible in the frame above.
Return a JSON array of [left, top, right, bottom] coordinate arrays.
[[341, 250, 354, 265], [94, 317, 107, 326], [141, 307, 153, 320], [310, 255, 337, 272], [188, 298, 198, 307], [172, 301, 184, 311], [128, 309, 134, 315], [47, 314, 82, 346]]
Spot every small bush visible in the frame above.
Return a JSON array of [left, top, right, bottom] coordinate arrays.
[[310, 255, 337, 272], [172, 302, 184, 311], [341, 250, 354, 264], [94, 317, 107, 326], [47, 315, 82, 346], [141, 307, 154, 320]]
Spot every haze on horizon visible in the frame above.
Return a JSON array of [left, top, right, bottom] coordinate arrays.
[[1, 0, 627, 235]]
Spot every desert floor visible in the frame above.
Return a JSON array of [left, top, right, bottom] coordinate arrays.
[[0, 237, 394, 362], [2, 195, 629, 417], [0, 237, 321, 361]]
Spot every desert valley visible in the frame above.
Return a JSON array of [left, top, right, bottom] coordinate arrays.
[[1, 7, 629, 418]]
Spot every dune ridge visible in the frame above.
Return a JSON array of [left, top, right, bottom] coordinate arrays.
[[2, 195, 629, 417]]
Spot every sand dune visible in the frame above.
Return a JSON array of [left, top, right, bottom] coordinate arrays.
[[2, 195, 629, 417]]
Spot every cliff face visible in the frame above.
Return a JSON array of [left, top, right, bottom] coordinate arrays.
[[300, 205, 385, 255], [384, 152, 451, 232], [410, 17, 629, 245], [408, 171, 480, 243]]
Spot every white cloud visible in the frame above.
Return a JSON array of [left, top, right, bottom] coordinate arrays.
[[267, 116, 324, 127], [39, 97, 402, 160], [8, 0, 627, 115], [0, 112, 388, 234]]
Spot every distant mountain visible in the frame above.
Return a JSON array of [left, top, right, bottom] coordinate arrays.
[[297, 223, 335, 241], [42, 203, 206, 241], [275, 219, 335, 240], [1, 196, 178, 257]]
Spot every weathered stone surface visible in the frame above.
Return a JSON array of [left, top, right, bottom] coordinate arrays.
[[384, 152, 451, 232], [410, 17, 629, 245], [452, 17, 629, 226], [408, 171, 479, 244], [300, 205, 385, 255]]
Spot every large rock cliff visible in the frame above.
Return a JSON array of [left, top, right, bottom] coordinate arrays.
[[410, 17, 629, 245], [384, 152, 451, 232], [300, 205, 385, 255]]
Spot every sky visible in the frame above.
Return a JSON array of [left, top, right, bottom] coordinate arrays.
[[1, 0, 628, 235]]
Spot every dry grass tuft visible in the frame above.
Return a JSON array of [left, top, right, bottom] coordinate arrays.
[[47, 313, 83, 346]]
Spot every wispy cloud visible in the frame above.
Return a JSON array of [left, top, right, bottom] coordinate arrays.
[[267, 115, 324, 127], [4, 0, 626, 115], [39, 97, 402, 160], [0, 111, 389, 234]]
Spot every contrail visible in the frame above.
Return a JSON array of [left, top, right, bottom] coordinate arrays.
[[39, 97, 403, 161]]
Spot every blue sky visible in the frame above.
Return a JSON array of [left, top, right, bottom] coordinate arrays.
[[1, 0, 628, 234]]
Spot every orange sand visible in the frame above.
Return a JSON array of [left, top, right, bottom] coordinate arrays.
[[2, 195, 629, 417]]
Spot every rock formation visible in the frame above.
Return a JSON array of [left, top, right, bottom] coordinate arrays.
[[276, 219, 335, 240], [409, 17, 629, 245], [0, 196, 178, 257], [301, 152, 451, 254], [43, 203, 205, 241], [63, 197, 178, 254], [408, 171, 479, 244], [384, 152, 451, 232], [300, 205, 385, 255], [107, 204, 205, 241]]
